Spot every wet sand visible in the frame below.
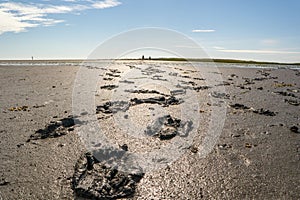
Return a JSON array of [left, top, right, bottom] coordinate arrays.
[[0, 61, 299, 199]]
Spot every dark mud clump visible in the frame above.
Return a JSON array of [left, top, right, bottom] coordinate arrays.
[[242, 78, 255, 85], [211, 92, 230, 99], [176, 83, 212, 91], [109, 69, 121, 74], [105, 72, 121, 78], [103, 77, 114, 81], [170, 89, 186, 96], [72, 152, 144, 199], [130, 96, 183, 107], [284, 99, 300, 106], [96, 96, 182, 115], [230, 103, 276, 116], [151, 75, 168, 81], [274, 91, 297, 98], [152, 115, 181, 140], [216, 81, 231, 86], [193, 77, 205, 81], [290, 126, 299, 133], [100, 85, 119, 90], [119, 144, 129, 151], [145, 115, 193, 140], [230, 103, 250, 110], [119, 80, 135, 84], [29, 117, 75, 140], [124, 89, 166, 96], [252, 108, 276, 116], [96, 101, 129, 114], [193, 85, 212, 92]]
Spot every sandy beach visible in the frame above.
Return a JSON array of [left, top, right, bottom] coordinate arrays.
[[0, 61, 299, 199]]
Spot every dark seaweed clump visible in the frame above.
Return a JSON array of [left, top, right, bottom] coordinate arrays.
[[29, 117, 75, 140], [72, 153, 144, 199]]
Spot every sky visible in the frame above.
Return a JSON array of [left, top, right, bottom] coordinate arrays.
[[0, 0, 300, 63]]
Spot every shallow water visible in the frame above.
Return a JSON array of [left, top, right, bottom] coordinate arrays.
[[0, 60, 299, 69]]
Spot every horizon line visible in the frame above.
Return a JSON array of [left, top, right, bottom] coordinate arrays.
[[0, 57, 299, 65]]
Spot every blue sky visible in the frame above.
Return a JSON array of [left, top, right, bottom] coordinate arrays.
[[0, 0, 300, 62]]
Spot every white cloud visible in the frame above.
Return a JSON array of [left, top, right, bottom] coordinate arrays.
[[217, 49, 300, 54], [0, 0, 121, 35], [213, 46, 225, 50], [261, 39, 278, 45], [192, 29, 215, 33], [92, 0, 121, 9], [43, 19, 66, 27], [0, 10, 38, 34]]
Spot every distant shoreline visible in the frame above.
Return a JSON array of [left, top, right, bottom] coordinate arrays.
[[0, 58, 299, 66], [150, 58, 300, 66]]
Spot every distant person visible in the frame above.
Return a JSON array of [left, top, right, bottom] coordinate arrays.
[[31, 56, 33, 60], [142, 55, 144, 60], [149, 56, 151, 60]]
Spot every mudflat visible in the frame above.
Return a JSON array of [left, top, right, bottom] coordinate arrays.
[[0, 61, 299, 199]]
